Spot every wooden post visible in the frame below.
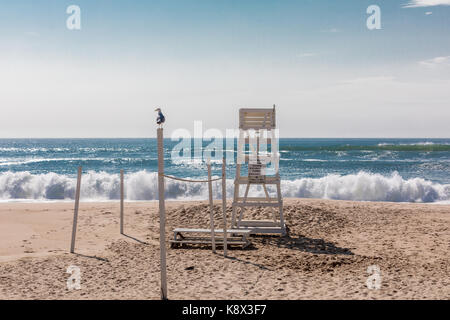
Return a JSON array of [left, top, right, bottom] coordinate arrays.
[[70, 166, 82, 253], [120, 169, 124, 235], [221, 157, 227, 257], [207, 159, 216, 253], [232, 129, 244, 228], [157, 128, 168, 300]]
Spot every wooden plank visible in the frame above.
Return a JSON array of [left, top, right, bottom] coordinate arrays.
[[242, 118, 268, 122], [236, 176, 280, 184], [241, 112, 272, 117], [242, 123, 267, 128], [242, 119, 269, 123], [173, 228, 251, 234], [240, 108, 274, 113], [169, 239, 247, 244], [241, 120, 274, 125], [246, 227, 285, 234], [243, 155, 275, 163], [238, 220, 281, 227], [169, 239, 248, 246], [241, 124, 275, 130], [242, 119, 267, 124]]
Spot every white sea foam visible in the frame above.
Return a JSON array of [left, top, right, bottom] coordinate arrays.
[[377, 142, 449, 146], [0, 147, 70, 152], [0, 147, 144, 153], [0, 171, 448, 203], [0, 157, 157, 167], [280, 172, 450, 203]]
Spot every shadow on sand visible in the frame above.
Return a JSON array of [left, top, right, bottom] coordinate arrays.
[[255, 234, 353, 256], [121, 233, 149, 245], [73, 253, 109, 262]]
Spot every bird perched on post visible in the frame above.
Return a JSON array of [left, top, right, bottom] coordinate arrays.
[[155, 108, 165, 127]]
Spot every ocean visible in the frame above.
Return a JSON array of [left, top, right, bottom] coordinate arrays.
[[0, 138, 449, 203]]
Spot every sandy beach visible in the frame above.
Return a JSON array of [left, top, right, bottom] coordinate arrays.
[[0, 199, 449, 300]]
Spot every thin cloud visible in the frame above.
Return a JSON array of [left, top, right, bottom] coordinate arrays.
[[419, 56, 450, 67], [321, 28, 341, 33], [25, 31, 40, 37], [297, 53, 317, 58], [341, 76, 396, 85], [403, 0, 450, 8], [425, 11, 433, 14]]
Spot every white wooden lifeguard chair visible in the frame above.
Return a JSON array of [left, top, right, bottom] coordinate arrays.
[[231, 106, 286, 235]]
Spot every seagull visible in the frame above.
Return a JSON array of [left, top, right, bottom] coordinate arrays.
[[155, 108, 165, 127]]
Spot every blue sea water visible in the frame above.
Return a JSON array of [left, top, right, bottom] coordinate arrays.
[[0, 138, 449, 203]]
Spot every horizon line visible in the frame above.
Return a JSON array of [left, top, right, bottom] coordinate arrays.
[[0, 137, 449, 139]]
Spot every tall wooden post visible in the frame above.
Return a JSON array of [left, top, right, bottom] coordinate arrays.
[[120, 169, 124, 235], [207, 159, 216, 253], [232, 129, 244, 228], [221, 157, 227, 256], [70, 166, 82, 253], [157, 128, 168, 300]]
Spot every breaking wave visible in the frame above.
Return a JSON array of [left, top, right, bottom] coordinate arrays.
[[0, 170, 449, 203], [281, 143, 450, 152]]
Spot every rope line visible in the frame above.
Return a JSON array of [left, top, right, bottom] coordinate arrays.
[[160, 173, 222, 183]]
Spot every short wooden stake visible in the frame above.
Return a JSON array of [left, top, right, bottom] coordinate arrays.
[[120, 169, 124, 235], [70, 166, 82, 253], [221, 157, 227, 257], [207, 159, 216, 253], [157, 128, 168, 300]]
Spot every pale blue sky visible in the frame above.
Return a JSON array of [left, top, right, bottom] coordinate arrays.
[[0, 0, 449, 137]]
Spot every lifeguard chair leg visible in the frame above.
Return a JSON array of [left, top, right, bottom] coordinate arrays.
[[237, 183, 251, 227], [263, 184, 278, 223], [231, 162, 241, 229], [276, 179, 286, 235]]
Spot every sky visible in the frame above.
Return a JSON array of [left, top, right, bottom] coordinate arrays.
[[0, 0, 449, 138]]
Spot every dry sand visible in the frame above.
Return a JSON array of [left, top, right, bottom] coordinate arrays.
[[0, 199, 449, 300]]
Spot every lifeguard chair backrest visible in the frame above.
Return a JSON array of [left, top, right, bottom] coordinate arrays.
[[237, 107, 278, 177], [239, 108, 276, 130]]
